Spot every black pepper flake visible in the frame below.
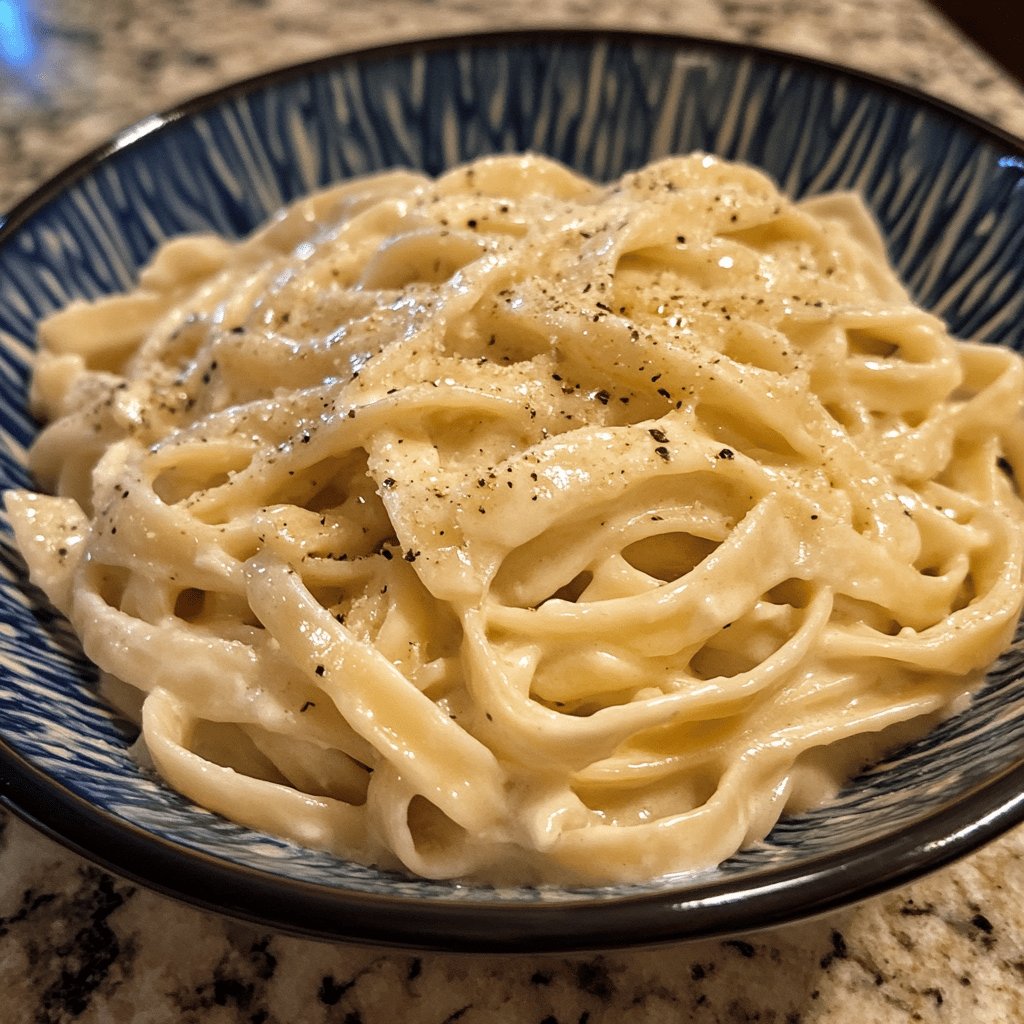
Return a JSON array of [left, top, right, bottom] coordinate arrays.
[[382, 478, 396, 488], [648, 428, 669, 443], [595, 390, 610, 405], [654, 446, 670, 462], [314, 665, 325, 677], [657, 387, 671, 400], [300, 700, 316, 712], [380, 549, 393, 560], [718, 448, 735, 460], [404, 550, 419, 562]]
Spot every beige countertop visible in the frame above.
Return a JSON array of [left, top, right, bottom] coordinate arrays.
[[2, 2, 1024, 1021]]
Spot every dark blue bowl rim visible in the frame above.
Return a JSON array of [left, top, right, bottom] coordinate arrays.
[[1, 27, 1024, 953]]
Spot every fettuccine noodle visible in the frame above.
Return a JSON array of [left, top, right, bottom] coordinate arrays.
[[7, 153, 1024, 884]]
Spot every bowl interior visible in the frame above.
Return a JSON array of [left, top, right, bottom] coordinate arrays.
[[1, 30, 1024, 950]]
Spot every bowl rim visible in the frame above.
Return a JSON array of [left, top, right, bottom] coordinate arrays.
[[2, 25, 1022, 233], [2, 26, 1024, 953], [6, 735, 1024, 952]]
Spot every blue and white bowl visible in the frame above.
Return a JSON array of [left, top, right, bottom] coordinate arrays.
[[1, 30, 1023, 952]]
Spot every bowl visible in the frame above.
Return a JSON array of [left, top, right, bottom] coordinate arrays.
[[2, 29, 1024, 953]]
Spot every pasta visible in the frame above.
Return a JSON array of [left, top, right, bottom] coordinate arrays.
[[6, 153, 1024, 885]]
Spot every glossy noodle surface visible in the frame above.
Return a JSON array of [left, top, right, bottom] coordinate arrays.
[[7, 154, 1024, 885]]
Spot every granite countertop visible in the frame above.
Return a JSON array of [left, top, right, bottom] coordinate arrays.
[[2, 2, 1024, 1022]]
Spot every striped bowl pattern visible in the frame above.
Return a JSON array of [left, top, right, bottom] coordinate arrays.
[[1, 31, 1024, 951]]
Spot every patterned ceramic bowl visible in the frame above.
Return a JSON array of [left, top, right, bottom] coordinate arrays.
[[2, 31, 1023, 953]]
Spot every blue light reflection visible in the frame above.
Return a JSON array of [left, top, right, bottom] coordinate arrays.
[[0, 0, 36, 69]]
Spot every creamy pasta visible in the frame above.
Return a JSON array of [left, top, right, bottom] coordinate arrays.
[[7, 153, 1024, 885]]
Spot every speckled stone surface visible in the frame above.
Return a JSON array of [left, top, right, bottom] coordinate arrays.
[[1, 0, 1022, 216], [2, 2, 1024, 1022], [4, 807, 1024, 1022]]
